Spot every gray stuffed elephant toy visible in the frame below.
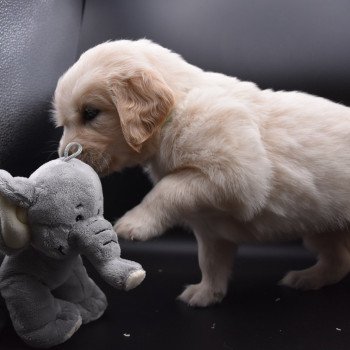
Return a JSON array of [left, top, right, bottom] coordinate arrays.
[[0, 143, 146, 348]]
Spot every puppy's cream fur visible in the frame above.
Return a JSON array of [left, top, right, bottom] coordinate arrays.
[[54, 39, 350, 307]]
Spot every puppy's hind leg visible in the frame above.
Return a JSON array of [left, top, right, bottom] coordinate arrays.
[[280, 231, 350, 290], [178, 227, 237, 307]]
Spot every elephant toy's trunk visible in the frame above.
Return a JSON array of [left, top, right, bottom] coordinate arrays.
[[70, 217, 145, 291]]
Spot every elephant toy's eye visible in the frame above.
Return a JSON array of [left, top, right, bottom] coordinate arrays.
[[76, 215, 84, 222]]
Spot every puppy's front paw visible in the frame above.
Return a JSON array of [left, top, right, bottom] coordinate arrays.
[[114, 206, 160, 241], [177, 282, 225, 307]]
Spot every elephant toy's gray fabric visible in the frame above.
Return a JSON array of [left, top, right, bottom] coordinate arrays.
[[0, 146, 146, 348]]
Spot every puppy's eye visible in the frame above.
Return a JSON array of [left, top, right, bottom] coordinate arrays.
[[82, 107, 100, 122]]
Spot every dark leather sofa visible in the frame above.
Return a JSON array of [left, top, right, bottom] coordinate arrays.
[[1, 1, 350, 349]]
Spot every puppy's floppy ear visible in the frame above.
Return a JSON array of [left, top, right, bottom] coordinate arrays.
[[109, 67, 174, 152]]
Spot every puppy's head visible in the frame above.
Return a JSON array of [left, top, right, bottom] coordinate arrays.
[[53, 40, 174, 175]]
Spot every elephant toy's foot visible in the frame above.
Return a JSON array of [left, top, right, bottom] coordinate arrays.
[[125, 269, 146, 291], [76, 284, 108, 324], [21, 299, 82, 348]]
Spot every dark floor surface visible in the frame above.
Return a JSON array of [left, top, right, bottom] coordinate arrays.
[[1, 236, 350, 350]]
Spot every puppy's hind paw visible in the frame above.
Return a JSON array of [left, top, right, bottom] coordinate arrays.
[[279, 269, 326, 290]]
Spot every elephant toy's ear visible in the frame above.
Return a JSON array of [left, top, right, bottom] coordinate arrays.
[[0, 170, 36, 208], [0, 170, 36, 255]]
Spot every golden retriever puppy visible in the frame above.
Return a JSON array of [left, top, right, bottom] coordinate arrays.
[[53, 39, 350, 307]]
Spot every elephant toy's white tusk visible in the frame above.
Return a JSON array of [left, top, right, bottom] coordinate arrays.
[[16, 206, 28, 224], [0, 194, 30, 249]]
